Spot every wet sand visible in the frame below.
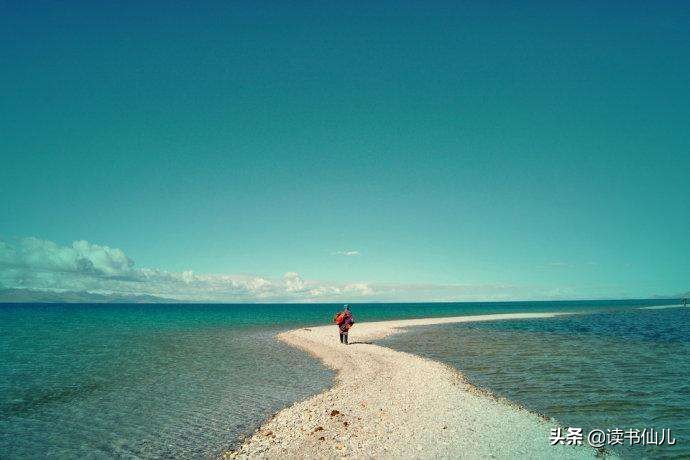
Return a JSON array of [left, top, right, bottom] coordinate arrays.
[[227, 312, 597, 459]]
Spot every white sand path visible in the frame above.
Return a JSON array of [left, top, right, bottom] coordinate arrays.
[[227, 312, 601, 459], [639, 303, 685, 310]]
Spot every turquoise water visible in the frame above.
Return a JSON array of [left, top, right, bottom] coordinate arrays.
[[0, 300, 678, 458], [381, 306, 690, 459], [0, 304, 334, 458]]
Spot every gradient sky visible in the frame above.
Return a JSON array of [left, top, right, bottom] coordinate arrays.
[[1, 1, 689, 301]]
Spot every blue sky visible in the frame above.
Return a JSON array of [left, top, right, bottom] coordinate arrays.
[[1, 1, 689, 301]]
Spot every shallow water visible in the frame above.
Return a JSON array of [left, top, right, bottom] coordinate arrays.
[[380, 307, 690, 459], [0, 307, 333, 458], [0, 300, 677, 458]]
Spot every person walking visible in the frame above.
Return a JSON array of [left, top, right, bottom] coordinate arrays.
[[334, 304, 355, 344]]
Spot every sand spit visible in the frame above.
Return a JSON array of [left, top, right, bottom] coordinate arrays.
[[227, 312, 597, 459], [639, 303, 685, 310]]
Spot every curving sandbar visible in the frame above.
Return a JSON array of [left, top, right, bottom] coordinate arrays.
[[227, 312, 597, 459]]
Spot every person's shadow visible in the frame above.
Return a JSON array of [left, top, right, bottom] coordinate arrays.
[[347, 341, 374, 345]]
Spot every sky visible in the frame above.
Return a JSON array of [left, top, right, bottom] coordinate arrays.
[[1, 1, 689, 302]]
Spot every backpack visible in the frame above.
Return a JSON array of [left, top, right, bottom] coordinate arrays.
[[334, 313, 345, 325]]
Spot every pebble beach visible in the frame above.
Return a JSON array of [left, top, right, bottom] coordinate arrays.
[[227, 313, 598, 459]]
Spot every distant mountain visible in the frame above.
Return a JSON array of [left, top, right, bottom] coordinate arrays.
[[0, 288, 178, 303]]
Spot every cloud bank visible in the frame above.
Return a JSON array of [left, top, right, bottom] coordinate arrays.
[[0, 237, 596, 302]]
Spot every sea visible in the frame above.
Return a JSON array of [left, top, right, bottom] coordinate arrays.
[[0, 300, 686, 458], [381, 303, 690, 459]]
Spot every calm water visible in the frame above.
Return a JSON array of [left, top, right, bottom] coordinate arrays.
[[0, 300, 678, 458], [381, 306, 690, 459]]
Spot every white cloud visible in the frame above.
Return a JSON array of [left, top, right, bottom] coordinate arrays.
[[1, 237, 136, 279], [332, 250, 361, 257], [283, 272, 305, 292], [0, 237, 375, 301], [0, 237, 605, 302]]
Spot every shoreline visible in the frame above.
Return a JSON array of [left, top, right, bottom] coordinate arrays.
[[227, 312, 598, 458]]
